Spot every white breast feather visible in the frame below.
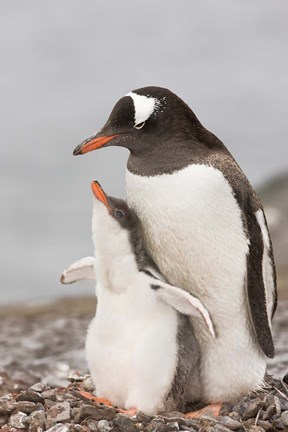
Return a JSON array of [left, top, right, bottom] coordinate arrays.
[[126, 164, 267, 402]]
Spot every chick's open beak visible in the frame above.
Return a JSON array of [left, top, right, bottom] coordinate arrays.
[[91, 180, 111, 211], [73, 134, 118, 155]]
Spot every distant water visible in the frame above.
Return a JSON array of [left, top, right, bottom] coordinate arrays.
[[1, 0, 288, 304]]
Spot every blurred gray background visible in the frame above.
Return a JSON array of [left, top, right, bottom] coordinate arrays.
[[1, 0, 287, 304]]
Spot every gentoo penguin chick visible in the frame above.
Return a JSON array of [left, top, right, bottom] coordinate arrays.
[[73, 86, 277, 404], [81, 181, 215, 415]]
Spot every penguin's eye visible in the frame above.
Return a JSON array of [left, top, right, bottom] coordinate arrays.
[[115, 210, 124, 219], [134, 121, 145, 130]]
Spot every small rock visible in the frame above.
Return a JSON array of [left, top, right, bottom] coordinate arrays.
[[210, 425, 232, 432], [262, 404, 276, 420], [74, 404, 116, 423], [16, 390, 44, 404], [114, 414, 137, 432], [217, 416, 242, 430], [45, 424, 70, 432], [248, 426, 265, 432], [136, 411, 152, 423], [242, 399, 263, 420], [29, 409, 46, 430], [256, 420, 275, 431], [0, 414, 8, 427], [283, 373, 288, 385], [272, 418, 285, 430], [14, 400, 37, 414], [231, 401, 248, 416], [29, 382, 46, 393], [281, 410, 288, 426], [85, 418, 98, 431], [67, 371, 87, 382], [274, 396, 281, 417], [279, 398, 288, 411], [97, 419, 112, 432], [8, 411, 28, 429], [163, 422, 179, 432], [162, 416, 187, 426], [82, 376, 95, 392], [42, 390, 57, 400], [145, 420, 166, 432], [0, 400, 16, 414], [47, 401, 71, 423]]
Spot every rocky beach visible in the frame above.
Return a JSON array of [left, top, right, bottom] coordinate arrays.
[[0, 292, 287, 432]]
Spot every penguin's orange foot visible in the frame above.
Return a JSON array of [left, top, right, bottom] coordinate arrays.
[[185, 403, 222, 418], [78, 390, 113, 407]]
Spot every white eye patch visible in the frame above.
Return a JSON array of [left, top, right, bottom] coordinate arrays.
[[126, 92, 160, 127]]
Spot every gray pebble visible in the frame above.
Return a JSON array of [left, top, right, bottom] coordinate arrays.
[[82, 376, 95, 392], [145, 420, 166, 432], [210, 424, 232, 432], [256, 420, 275, 431], [0, 415, 8, 427], [42, 390, 58, 400], [98, 419, 112, 432], [273, 396, 281, 417], [262, 404, 276, 420], [0, 401, 16, 414], [136, 411, 152, 423], [47, 401, 71, 423], [86, 418, 98, 431], [14, 400, 37, 414], [8, 411, 28, 429], [281, 410, 288, 426], [242, 399, 263, 420], [247, 426, 265, 432], [114, 413, 137, 432], [163, 421, 179, 432], [279, 398, 288, 411], [45, 424, 70, 432], [29, 409, 46, 429], [217, 416, 242, 430], [29, 382, 46, 393]]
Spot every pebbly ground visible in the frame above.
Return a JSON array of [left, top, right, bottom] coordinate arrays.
[[0, 295, 287, 431]]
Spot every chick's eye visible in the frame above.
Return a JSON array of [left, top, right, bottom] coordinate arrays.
[[134, 121, 145, 130], [115, 210, 124, 218]]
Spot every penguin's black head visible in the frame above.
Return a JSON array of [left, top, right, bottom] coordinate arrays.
[[74, 86, 203, 157], [91, 180, 140, 232]]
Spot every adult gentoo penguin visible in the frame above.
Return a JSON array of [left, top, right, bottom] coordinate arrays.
[[73, 87, 277, 403]]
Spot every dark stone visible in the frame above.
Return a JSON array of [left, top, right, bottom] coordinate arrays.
[[242, 399, 264, 420], [75, 404, 116, 423], [47, 401, 71, 423], [283, 373, 288, 385], [29, 409, 46, 431], [262, 404, 276, 420], [136, 411, 152, 423], [16, 390, 44, 404], [145, 421, 166, 432], [163, 422, 179, 432], [14, 401, 37, 414], [113, 414, 137, 432], [217, 416, 242, 430], [0, 401, 16, 414]]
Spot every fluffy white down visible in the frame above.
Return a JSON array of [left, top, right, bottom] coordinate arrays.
[[86, 199, 179, 414], [126, 164, 267, 403]]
